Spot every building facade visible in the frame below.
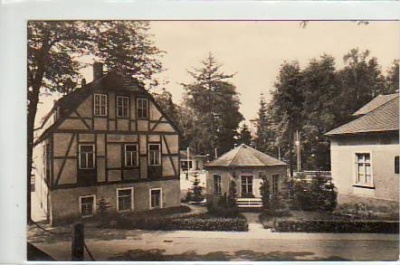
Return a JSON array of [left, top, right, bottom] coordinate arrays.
[[33, 64, 181, 225], [205, 144, 287, 207], [326, 94, 399, 207]]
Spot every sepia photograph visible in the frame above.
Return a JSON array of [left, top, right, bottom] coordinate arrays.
[[27, 20, 399, 261]]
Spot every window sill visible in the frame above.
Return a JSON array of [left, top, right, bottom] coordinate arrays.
[[81, 215, 94, 218], [117, 209, 133, 213], [352, 184, 375, 190]]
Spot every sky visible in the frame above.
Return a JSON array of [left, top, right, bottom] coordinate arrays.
[[148, 20, 399, 122], [38, 21, 399, 127]]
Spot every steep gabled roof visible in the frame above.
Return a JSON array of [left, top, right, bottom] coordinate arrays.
[[206, 144, 286, 168], [326, 93, 399, 136], [34, 70, 180, 145], [353, 94, 398, 116]]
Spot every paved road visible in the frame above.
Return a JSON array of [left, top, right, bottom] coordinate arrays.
[[31, 229, 399, 261]]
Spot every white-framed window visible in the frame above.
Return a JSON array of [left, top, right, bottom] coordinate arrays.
[[241, 175, 253, 197], [272, 174, 279, 194], [214, 175, 222, 195], [116, 188, 134, 212], [124, 144, 139, 168], [180, 160, 193, 171], [78, 144, 95, 169], [148, 144, 161, 166], [94, 94, 108, 116], [355, 153, 373, 186], [116, 96, 129, 118], [79, 195, 96, 217], [137, 98, 148, 119], [150, 188, 162, 209]]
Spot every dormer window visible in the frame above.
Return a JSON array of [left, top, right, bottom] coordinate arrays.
[[137, 98, 148, 119], [94, 94, 108, 116]]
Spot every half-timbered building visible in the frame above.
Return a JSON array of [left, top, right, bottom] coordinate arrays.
[[33, 63, 181, 225]]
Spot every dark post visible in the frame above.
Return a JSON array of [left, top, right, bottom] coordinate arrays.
[[71, 223, 84, 261]]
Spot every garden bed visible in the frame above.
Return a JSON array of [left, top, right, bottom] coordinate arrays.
[[275, 219, 399, 234], [259, 210, 399, 233], [101, 212, 248, 232], [118, 213, 248, 231]]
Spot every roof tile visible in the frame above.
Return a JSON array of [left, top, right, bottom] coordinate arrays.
[[206, 144, 286, 168]]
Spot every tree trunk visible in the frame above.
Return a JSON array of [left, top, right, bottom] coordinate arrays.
[[27, 36, 49, 224], [27, 84, 40, 224]]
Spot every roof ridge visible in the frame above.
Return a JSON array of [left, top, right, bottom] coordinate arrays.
[[358, 94, 398, 119], [326, 94, 398, 136], [228, 145, 245, 167], [353, 93, 398, 116]]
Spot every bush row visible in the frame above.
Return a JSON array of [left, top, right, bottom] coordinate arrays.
[[113, 213, 248, 231], [275, 220, 399, 233]]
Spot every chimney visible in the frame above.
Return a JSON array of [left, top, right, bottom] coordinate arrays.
[[93, 62, 104, 80]]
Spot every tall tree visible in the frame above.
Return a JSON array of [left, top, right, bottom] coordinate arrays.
[[268, 61, 304, 176], [181, 53, 244, 158], [27, 20, 163, 223], [237, 123, 252, 146], [255, 94, 269, 152], [385, 60, 399, 94], [152, 88, 180, 126], [336, 48, 385, 124], [300, 55, 340, 170]]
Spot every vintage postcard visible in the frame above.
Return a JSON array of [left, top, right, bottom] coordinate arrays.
[[23, 18, 400, 262]]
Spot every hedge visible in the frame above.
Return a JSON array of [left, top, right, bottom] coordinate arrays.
[[276, 220, 399, 233], [112, 213, 248, 231]]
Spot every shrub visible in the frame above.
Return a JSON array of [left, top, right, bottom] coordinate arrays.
[[112, 213, 248, 231], [259, 178, 270, 210], [289, 172, 337, 211], [275, 220, 399, 233], [207, 194, 239, 217], [188, 173, 205, 203]]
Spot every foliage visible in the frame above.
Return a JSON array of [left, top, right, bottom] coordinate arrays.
[[180, 53, 244, 158], [275, 219, 399, 234], [255, 94, 276, 153], [261, 49, 397, 171], [289, 173, 337, 211], [228, 180, 238, 206], [152, 88, 181, 127], [188, 172, 204, 203], [110, 212, 248, 231], [335, 48, 386, 124], [259, 178, 270, 210], [207, 193, 239, 218], [27, 20, 163, 222], [237, 123, 252, 146], [385, 60, 399, 94]]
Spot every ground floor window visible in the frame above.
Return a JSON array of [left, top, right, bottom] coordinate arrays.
[[150, 188, 162, 209], [355, 153, 372, 186], [395, 156, 399, 174], [117, 188, 134, 212], [272, 174, 279, 194], [79, 195, 95, 217], [241, 176, 253, 197], [214, 175, 222, 195]]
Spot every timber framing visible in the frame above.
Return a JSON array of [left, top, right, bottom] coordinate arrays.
[[36, 70, 180, 192]]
